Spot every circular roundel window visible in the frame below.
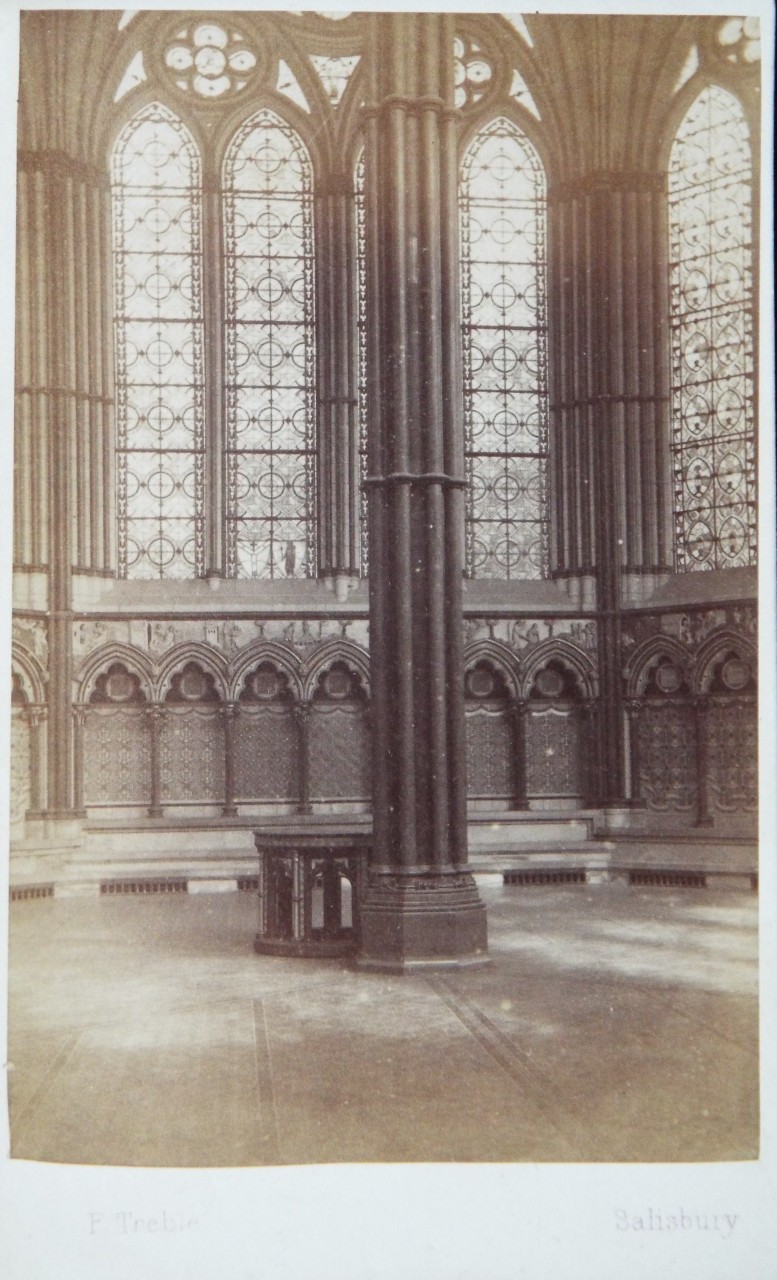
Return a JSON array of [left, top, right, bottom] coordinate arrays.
[[721, 657, 751, 691], [655, 663, 684, 694], [466, 667, 496, 699], [106, 670, 135, 702], [534, 668, 564, 699]]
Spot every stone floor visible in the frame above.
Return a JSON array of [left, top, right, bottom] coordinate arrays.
[[7, 877, 759, 1167]]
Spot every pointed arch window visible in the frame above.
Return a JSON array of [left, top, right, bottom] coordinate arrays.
[[668, 85, 756, 571], [224, 110, 316, 579], [460, 116, 549, 580], [111, 102, 205, 579], [111, 100, 319, 581]]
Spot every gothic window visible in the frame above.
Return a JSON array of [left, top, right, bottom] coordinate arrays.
[[224, 111, 316, 579], [111, 103, 205, 580], [460, 117, 549, 580], [355, 149, 368, 572], [112, 99, 317, 581], [668, 84, 756, 571]]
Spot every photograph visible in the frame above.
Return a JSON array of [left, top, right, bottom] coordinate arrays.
[[2, 3, 775, 1277]]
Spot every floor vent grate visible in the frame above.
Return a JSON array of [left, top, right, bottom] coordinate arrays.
[[503, 869, 587, 886], [100, 878, 188, 896], [629, 870, 707, 889], [237, 877, 260, 892], [10, 884, 54, 901]]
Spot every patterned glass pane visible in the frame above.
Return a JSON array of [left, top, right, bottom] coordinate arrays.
[[460, 117, 548, 579], [112, 103, 205, 579], [669, 86, 756, 571], [224, 110, 316, 578], [355, 149, 368, 574]]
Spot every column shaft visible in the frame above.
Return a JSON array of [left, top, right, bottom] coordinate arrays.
[[316, 176, 361, 581], [359, 12, 487, 970], [548, 173, 673, 807]]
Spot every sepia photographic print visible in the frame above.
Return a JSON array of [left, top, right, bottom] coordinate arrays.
[[2, 3, 775, 1279]]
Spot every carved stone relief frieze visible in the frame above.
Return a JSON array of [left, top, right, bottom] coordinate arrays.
[[70, 616, 371, 664], [621, 603, 757, 654], [462, 616, 597, 654], [13, 617, 49, 663], [72, 619, 117, 655]]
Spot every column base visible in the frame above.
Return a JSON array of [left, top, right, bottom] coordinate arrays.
[[356, 872, 489, 971]]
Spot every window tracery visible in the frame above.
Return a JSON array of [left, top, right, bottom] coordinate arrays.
[[111, 102, 205, 579], [668, 84, 756, 571], [224, 111, 316, 579], [460, 115, 549, 580]]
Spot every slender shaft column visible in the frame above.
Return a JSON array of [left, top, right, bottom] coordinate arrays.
[[17, 151, 115, 824], [624, 700, 644, 805], [316, 174, 362, 587], [548, 172, 673, 808], [693, 697, 713, 828], [577, 700, 598, 808], [203, 176, 226, 578], [221, 703, 238, 816], [294, 701, 313, 815], [358, 12, 487, 970], [26, 706, 48, 818], [146, 705, 164, 818], [510, 697, 530, 810], [71, 707, 87, 817]]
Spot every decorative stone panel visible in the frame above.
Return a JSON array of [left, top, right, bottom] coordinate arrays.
[[10, 710, 32, 823], [637, 703, 697, 812], [465, 706, 513, 799], [309, 704, 371, 801], [234, 704, 300, 801], [159, 707, 225, 802], [83, 707, 151, 805], [707, 699, 757, 813], [525, 706, 581, 798]]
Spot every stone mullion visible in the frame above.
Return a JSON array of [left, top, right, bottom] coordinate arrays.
[[146, 705, 164, 818], [358, 11, 487, 969], [294, 701, 313, 815], [590, 184, 624, 809], [71, 706, 87, 817], [577, 700, 599, 808], [624, 700, 644, 805], [26, 705, 48, 817], [97, 180, 117, 572], [693, 697, 713, 829], [203, 178, 226, 578], [439, 100, 469, 859], [15, 165, 51, 570], [316, 176, 361, 587], [14, 168, 34, 567], [509, 698, 529, 811], [44, 158, 75, 817], [86, 179, 112, 574], [364, 99, 391, 867], [221, 703, 238, 816]]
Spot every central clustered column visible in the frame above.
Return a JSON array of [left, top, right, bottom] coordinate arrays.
[[357, 12, 488, 970]]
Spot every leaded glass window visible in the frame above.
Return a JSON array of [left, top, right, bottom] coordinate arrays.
[[223, 111, 316, 578], [355, 149, 368, 574], [668, 85, 756, 571], [111, 102, 205, 579], [460, 117, 549, 579]]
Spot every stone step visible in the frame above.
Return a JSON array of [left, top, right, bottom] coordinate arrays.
[[469, 818, 594, 848]]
